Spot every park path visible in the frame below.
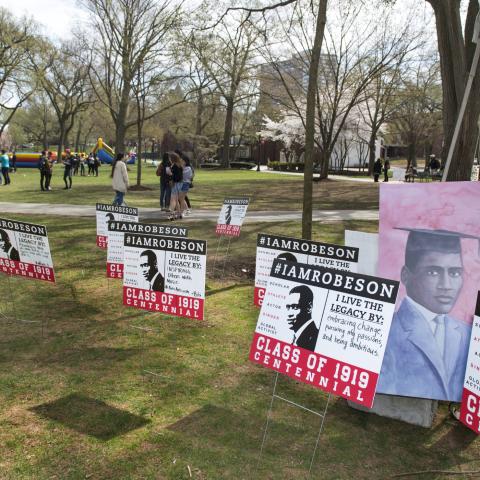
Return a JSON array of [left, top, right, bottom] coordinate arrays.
[[0, 201, 378, 222]]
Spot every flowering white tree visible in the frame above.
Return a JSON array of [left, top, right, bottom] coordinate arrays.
[[260, 95, 372, 170]]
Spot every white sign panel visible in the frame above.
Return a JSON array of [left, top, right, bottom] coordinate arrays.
[[344, 230, 379, 276], [96, 203, 138, 249], [0, 217, 55, 283], [254, 234, 359, 307], [123, 234, 207, 320], [215, 197, 249, 237], [250, 259, 399, 407], [107, 221, 188, 279]]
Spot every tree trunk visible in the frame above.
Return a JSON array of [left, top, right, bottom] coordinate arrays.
[[75, 124, 82, 152], [136, 132, 142, 187], [195, 90, 204, 136], [368, 128, 377, 176], [302, 0, 328, 240], [221, 97, 235, 168], [115, 89, 131, 153], [407, 141, 416, 169], [57, 126, 66, 164], [428, 0, 480, 180]]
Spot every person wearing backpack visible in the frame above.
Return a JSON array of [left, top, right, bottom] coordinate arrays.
[[38, 151, 52, 191], [156, 152, 172, 211]]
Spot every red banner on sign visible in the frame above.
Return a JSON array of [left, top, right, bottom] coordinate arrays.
[[249, 332, 378, 407], [460, 388, 480, 434], [254, 286, 265, 307], [107, 262, 123, 279], [0, 258, 55, 283], [123, 286, 204, 320], [97, 235, 108, 249]]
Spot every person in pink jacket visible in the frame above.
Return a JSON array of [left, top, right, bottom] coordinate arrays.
[[111, 153, 129, 206]]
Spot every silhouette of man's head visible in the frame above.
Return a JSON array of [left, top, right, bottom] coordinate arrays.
[[0, 229, 12, 253], [276, 252, 298, 263], [140, 250, 158, 282], [286, 285, 313, 332]]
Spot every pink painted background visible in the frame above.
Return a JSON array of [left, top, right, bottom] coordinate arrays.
[[378, 182, 480, 324]]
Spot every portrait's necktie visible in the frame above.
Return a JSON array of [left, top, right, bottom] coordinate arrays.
[[433, 315, 445, 357]]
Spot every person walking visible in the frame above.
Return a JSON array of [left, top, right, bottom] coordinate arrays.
[[63, 149, 73, 189], [156, 152, 172, 211], [167, 152, 183, 220], [11, 151, 16, 172], [1, 150, 11, 185], [111, 152, 129, 206], [383, 158, 390, 182], [175, 149, 193, 210], [373, 158, 382, 183], [179, 156, 194, 216]]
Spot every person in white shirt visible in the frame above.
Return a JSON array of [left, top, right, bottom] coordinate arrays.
[[111, 153, 129, 206]]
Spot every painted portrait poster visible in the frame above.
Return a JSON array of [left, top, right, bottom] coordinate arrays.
[[377, 182, 480, 401]]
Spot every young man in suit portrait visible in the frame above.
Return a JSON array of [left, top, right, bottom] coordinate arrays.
[[378, 228, 473, 401], [286, 285, 318, 351], [0, 229, 19, 261], [139, 249, 164, 292]]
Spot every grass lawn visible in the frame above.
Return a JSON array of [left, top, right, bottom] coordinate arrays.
[[0, 214, 478, 479], [0, 166, 379, 211]]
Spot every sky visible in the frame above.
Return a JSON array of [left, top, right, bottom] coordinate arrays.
[[0, 0, 88, 40]]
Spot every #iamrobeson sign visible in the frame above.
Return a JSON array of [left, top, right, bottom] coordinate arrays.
[[123, 233, 207, 320], [460, 295, 480, 434], [0, 217, 55, 283], [215, 197, 249, 237], [254, 234, 359, 307], [249, 259, 398, 407], [107, 221, 188, 279], [96, 203, 138, 249]]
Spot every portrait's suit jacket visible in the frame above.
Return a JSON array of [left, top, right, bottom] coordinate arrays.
[[9, 247, 19, 261], [377, 298, 471, 401], [151, 273, 164, 292], [296, 321, 319, 352]]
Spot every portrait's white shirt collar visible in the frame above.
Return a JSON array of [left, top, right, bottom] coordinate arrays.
[[293, 318, 316, 345], [405, 296, 443, 335]]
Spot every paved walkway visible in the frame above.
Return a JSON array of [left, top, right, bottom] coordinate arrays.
[[0, 202, 378, 223]]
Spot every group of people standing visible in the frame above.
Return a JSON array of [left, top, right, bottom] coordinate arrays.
[[37, 150, 101, 191], [156, 150, 194, 220], [373, 158, 390, 182]]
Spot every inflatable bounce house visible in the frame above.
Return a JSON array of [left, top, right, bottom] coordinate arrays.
[[93, 138, 136, 165], [11, 138, 135, 167], [13, 151, 58, 168]]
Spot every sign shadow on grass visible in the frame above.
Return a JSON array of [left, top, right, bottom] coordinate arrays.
[[30, 393, 150, 440]]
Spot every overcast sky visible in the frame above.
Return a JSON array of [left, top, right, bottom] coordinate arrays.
[[0, 0, 88, 39]]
